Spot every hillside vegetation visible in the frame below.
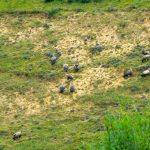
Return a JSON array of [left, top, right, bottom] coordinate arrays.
[[0, 1, 150, 150], [0, 0, 150, 12]]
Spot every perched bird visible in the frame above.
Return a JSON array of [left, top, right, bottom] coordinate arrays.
[[50, 56, 57, 65], [74, 64, 79, 72], [70, 84, 75, 93], [59, 84, 65, 93], [13, 131, 22, 141], [45, 52, 54, 57], [142, 50, 150, 55], [141, 68, 150, 77], [67, 74, 73, 81], [142, 55, 150, 62], [123, 69, 133, 79], [63, 64, 69, 72]]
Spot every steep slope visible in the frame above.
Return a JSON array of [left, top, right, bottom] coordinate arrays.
[[0, 11, 149, 149]]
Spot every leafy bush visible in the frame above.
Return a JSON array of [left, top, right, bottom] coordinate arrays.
[[104, 113, 150, 150], [44, 0, 54, 3], [81, 0, 91, 3], [47, 8, 62, 18], [79, 113, 150, 150], [67, 0, 74, 3]]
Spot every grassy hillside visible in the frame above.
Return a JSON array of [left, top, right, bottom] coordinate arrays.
[[0, 1, 150, 150], [0, 0, 150, 12]]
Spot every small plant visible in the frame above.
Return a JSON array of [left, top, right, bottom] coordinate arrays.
[[128, 4, 137, 10], [107, 58, 122, 67], [115, 44, 121, 49], [0, 36, 7, 46], [120, 32, 126, 38], [31, 21, 49, 28], [32, 21, 43, 27], [43, 23, 49, 29], [90, 45, 104, 54], [74, 8, 84, 12], [92, 79, 103, 88], [107, 6, 116, 12], [119, 21, 127, 28], [47, 8, 62, 18]]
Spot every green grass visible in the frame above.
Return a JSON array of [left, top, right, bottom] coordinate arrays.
[[0, 14, 106, 149], [0, 108, 105, 150], [79, 113, 150, 150], [0, 34, 66, 82], [0, 0, 149, 12], [0, 3, 150, 149], [104, 113, 150, 150], [80, 75, 150, 110]]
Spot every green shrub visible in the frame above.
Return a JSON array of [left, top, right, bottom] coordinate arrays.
[[104, 113, 150, 150], [44, 0, 54, 3], [67, 0, 74, 3], [47, 8, 62, 18], [81, 0, 91, 3]]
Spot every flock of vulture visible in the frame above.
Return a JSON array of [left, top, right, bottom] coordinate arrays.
[[12, 51, 80, 141], [45, 49, 79, 94], [123, 49, 150, 79], [12, 45, 150, 141]]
